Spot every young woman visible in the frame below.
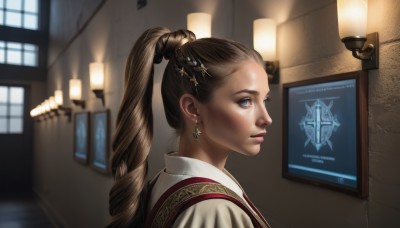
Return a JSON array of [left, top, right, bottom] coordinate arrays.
[[108, 27, 272, 228]]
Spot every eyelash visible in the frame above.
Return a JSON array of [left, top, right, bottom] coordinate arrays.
[[263, 97, 271, 107], [238, 97, 271, 108], [238, 98, 252, 107]]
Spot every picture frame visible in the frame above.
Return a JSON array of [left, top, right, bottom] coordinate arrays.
[[90, 109, 110, 173], [73, 112, 90, 164], [282, 71, 368, 198]]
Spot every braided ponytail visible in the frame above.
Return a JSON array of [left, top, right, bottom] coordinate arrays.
[[107, 27, 195, 227]]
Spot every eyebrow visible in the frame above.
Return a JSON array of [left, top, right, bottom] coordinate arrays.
[[233, 89, 270, 97]]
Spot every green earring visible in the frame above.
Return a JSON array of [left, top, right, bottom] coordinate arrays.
[[192, 119, 202, 140]]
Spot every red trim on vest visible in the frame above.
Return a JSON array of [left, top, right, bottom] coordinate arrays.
[[145, 177, 266, 228], [244, 194, 270, 226], [145, 177, 218, 227]]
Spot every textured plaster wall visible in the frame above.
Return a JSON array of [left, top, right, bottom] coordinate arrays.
[[35, 0, 400, 227]]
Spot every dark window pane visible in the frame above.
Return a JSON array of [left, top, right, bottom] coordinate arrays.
[[0, 117, 6, 133], [9, 117, 23, 133], [10, 105, 23, 116], [10, 87, 24, 104], [6, 0, 22, 11], [24, 0, 38, 13], [5, 11, 22, 27], [23, 13, 38, 30], [0, 104, 7, 116]]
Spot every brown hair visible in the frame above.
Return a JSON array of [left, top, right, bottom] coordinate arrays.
[[108, 27, 263, 227]]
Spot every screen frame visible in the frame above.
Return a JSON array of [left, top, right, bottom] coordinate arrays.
[[282, 71, 368, 198], [90, 109, 111, 174], [73, 111, 90, 165]]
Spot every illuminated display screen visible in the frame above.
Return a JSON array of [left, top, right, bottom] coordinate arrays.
[[285, 78, 358, 190]]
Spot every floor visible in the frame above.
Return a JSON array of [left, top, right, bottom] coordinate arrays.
[[0, 194, 56, 228]]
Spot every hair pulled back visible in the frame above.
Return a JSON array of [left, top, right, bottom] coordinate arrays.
[[161, 35, 264, 130], [108, 27, 195, 227], [108, 27, 263, 227]]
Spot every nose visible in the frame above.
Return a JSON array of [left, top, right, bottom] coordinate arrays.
[[256, 105, 272, 128]]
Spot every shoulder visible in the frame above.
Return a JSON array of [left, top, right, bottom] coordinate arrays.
[[173, 198, 254, 228]]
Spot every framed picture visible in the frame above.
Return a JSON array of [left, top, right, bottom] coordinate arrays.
[[73, 112, 90, 164], [90, 109, 110, 173], [282, 71, 368, 198]]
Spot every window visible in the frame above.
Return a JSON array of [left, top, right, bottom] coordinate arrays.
[[0, 0, 39, 30], [0, 86, 25, 134], [0, 0, 47, 77], [0, 41, 38, 66]]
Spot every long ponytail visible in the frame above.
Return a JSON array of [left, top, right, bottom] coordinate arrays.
[[107, 27, 196, 227], [107, 27, 170, 227]]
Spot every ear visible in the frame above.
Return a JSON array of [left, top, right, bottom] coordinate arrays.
[[179, 93, 200, 122]]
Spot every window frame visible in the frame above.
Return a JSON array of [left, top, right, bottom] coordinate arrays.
[[0, 85, 26, 134], [0, 41, 39, 66], [0, 0, 40, 30], [0, 0, 49, 81]]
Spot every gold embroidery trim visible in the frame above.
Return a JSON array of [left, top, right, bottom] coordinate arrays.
[[150, 182, 268, 228]]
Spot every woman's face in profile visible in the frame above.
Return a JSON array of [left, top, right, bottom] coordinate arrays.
[[198, 59, 272, 156]]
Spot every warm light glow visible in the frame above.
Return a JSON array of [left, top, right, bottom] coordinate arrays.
[[35, 106, 41, 116], [253, 18, 277, 61], [89, 62, 104, 90], [44, 99, 51, 112], [337, 0, 367, 39], [30, 108, 38, 117], [40, 103, 46, 114], [54, 90, 63, 106], [69, 79, 82, 100], [187, 12, 212, 39], [49, 96, 58, 110]]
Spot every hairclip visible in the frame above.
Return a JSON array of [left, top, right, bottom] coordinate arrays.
[[193, 60, 211, 78], [178, 67, 188, 78], [174, 51, 212, 88], [190, 75, 199, 87]]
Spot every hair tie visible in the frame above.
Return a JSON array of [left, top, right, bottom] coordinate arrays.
[[153, 30, 196, 64]]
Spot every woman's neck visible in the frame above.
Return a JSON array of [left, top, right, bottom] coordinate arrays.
[[177, 132, 229, 170]]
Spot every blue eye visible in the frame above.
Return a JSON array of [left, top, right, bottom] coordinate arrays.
[[238, 98, 252, 107], [264, 97, 271, 105]]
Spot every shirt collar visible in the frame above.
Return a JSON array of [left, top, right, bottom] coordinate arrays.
[[164, 152, 244, 197]]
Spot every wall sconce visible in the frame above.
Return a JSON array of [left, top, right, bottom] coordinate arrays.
[[337, 0, 379, 70], [49, 96, 59, 116], [69, 79, 85, 109], [43, 99, 52, 119], [187, 12, 211, 39], [39, 102, 46, 119], [89, 62, 105, 106], [253, 18, 279, 84], [30, 105, 42, 121], [54, 90, 72, 120]]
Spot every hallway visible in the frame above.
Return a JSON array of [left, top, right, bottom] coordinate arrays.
[[0, 195, 56, 228]]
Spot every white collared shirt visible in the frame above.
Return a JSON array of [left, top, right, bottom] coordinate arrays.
[[149, 152, 246, 210]]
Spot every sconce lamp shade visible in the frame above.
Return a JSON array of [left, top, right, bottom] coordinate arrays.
[[40, 103, 46, 114], [49, 96, 58, 110], [30, 109, 34, 117], [44, 99, 51, 112], [187, 12, 211, 39], [89, 62, 104, 91], [30, 107, 39, 117], [253, 18, 277, 61], [54, 89, 72, 119], [69, 79, 82, 100], [54, 90, 63, 106], [337, 0, 378, 70], [337, 0, 367, 39], [253, 18, 279, 84]]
